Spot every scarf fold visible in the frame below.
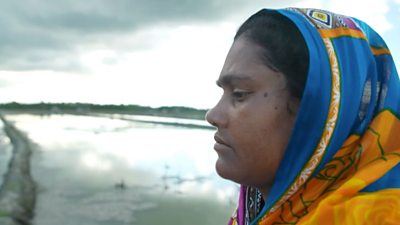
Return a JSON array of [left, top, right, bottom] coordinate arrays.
[[228, 8, 400, 225]]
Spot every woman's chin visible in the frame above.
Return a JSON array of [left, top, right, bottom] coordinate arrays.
[[215, 158, 240, 183]]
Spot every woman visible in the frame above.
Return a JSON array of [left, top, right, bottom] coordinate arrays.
[[206, 8, 400, 225]]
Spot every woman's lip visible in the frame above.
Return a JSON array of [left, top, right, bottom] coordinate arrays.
[[214, 135, 230, 147], [214, 142, 232, 152], [213, 134, 233, 152]]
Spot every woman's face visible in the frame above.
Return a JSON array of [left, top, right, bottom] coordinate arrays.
[[206, 36, 298, 193]]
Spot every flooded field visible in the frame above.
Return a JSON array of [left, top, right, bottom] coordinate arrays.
[[2, 114, 238, 225]]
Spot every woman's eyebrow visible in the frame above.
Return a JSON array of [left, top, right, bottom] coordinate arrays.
[[216, 74, 254, 87]]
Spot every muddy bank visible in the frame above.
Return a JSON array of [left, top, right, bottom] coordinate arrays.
[[0, 115, 36, 225]]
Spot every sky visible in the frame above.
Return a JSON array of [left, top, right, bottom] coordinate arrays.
[[0, 0, 399, 109]]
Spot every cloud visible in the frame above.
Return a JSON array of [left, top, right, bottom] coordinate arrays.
[[384, 0, 400, 70], [1, 0, 397, 72], [0, 23, 237, 108], [325, 0, 393, 34], [0, 79, 12, 88], [0, 0, 297, 72]]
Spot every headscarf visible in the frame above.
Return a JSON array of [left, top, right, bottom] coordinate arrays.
[[228, 8, 400, 225]]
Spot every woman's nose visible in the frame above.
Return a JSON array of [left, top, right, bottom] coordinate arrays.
[[205, 101, 228, 128]]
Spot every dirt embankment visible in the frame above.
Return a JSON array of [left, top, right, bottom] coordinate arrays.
[[0, 115, 36, 225]]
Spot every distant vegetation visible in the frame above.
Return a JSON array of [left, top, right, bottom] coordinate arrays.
[[0, 102, 207, 120]]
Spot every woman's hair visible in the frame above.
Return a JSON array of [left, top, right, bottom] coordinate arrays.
[[235, 9, 309, 100]]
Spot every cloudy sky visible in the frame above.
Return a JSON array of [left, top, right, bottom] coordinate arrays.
[[1, 0, 399, 109]]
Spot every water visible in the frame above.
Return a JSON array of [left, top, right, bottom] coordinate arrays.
[[5, 114, 238, 225], [93, 113, 212, 128]]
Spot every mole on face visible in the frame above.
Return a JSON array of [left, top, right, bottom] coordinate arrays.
[[265, 92, 279, 110]]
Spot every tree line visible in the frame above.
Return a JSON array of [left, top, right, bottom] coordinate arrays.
[[0, 102, 207, 120]]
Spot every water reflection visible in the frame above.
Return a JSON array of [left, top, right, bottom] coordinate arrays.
[[5, 114, 238, 225], [93, 113, 213, 129]]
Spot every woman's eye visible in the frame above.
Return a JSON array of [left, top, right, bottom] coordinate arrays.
[[232, 91, 251, 101]]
